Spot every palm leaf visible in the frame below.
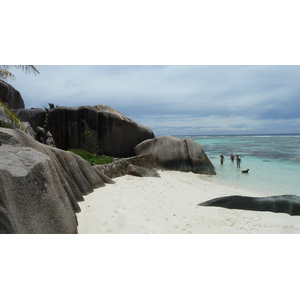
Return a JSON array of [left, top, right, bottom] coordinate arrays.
[[0, 98, 28, 132], [0, 69, 15, 80], [0, 65, 39, 80]]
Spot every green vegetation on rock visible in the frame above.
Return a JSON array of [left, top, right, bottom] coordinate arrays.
[[68, 149, 118, 165], [43, 103, 57, 132]]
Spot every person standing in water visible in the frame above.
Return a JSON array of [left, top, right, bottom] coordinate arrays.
[[220, 154, 225, 164], [236, 155, 241, 168], [230, 153, 235, 162]]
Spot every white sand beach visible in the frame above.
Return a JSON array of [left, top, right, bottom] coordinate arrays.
[[77, 170, 300, 234]]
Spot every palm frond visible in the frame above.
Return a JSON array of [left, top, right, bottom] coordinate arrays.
[[0, 69, 15, 80], [13, 65, 40, 75], [0, 98, 27, 132], [0, 65, 40, 80]]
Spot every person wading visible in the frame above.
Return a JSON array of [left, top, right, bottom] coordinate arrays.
[[236, 155, 241, 168], [220, 154, 225, 164]]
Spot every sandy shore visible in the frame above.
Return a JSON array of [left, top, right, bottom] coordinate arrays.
[[77, 170, 300, 234]]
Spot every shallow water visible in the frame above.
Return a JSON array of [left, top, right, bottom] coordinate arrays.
[[176, 135, 300, 195]]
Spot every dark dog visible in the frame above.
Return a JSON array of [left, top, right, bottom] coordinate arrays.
[[241, 169, 249, 173]]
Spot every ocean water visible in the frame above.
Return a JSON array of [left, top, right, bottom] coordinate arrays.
[[176, 135, 300, 196]]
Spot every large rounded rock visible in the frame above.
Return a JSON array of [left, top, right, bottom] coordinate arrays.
[[0, 128, 114, 234], [48, 105, 154, 157], [134, 135, 216, 175], [0, 80, 25, 109], [198, 195, 300, 216], [12, 108, 46, 130]]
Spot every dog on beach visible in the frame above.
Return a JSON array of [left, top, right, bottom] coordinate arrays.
[[241, 169, 249, 173]]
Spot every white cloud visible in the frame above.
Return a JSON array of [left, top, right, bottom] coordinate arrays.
[[132, 114, 300, 136], [8, 65, 300, 135]]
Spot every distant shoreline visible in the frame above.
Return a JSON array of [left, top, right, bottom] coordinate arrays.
[[170, 133, 300, 137]]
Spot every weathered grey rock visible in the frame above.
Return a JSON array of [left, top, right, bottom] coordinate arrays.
[[93, 167, 116, 184], [0, 105, 13, 128], [95, 153, 155, 179], [0, 128, 114, 234], [134, 135, 216, 175], [198, 195, 300, 216], [35, 126, 46, 143], [22, 122, 35, 138], [34, 127, 54, 145], [45, 136, 55, 146], [48, 105, 154, 157], [0, 80, 25, 109], [13, 108, 46, 130], [126, 164, 160, 177]]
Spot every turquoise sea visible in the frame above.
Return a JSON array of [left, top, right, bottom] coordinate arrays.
[[176, 135, 300, 196]]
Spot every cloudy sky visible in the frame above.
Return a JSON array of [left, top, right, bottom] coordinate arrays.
[[9, 65, 300, 136], [4, 1, 300, 136]]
